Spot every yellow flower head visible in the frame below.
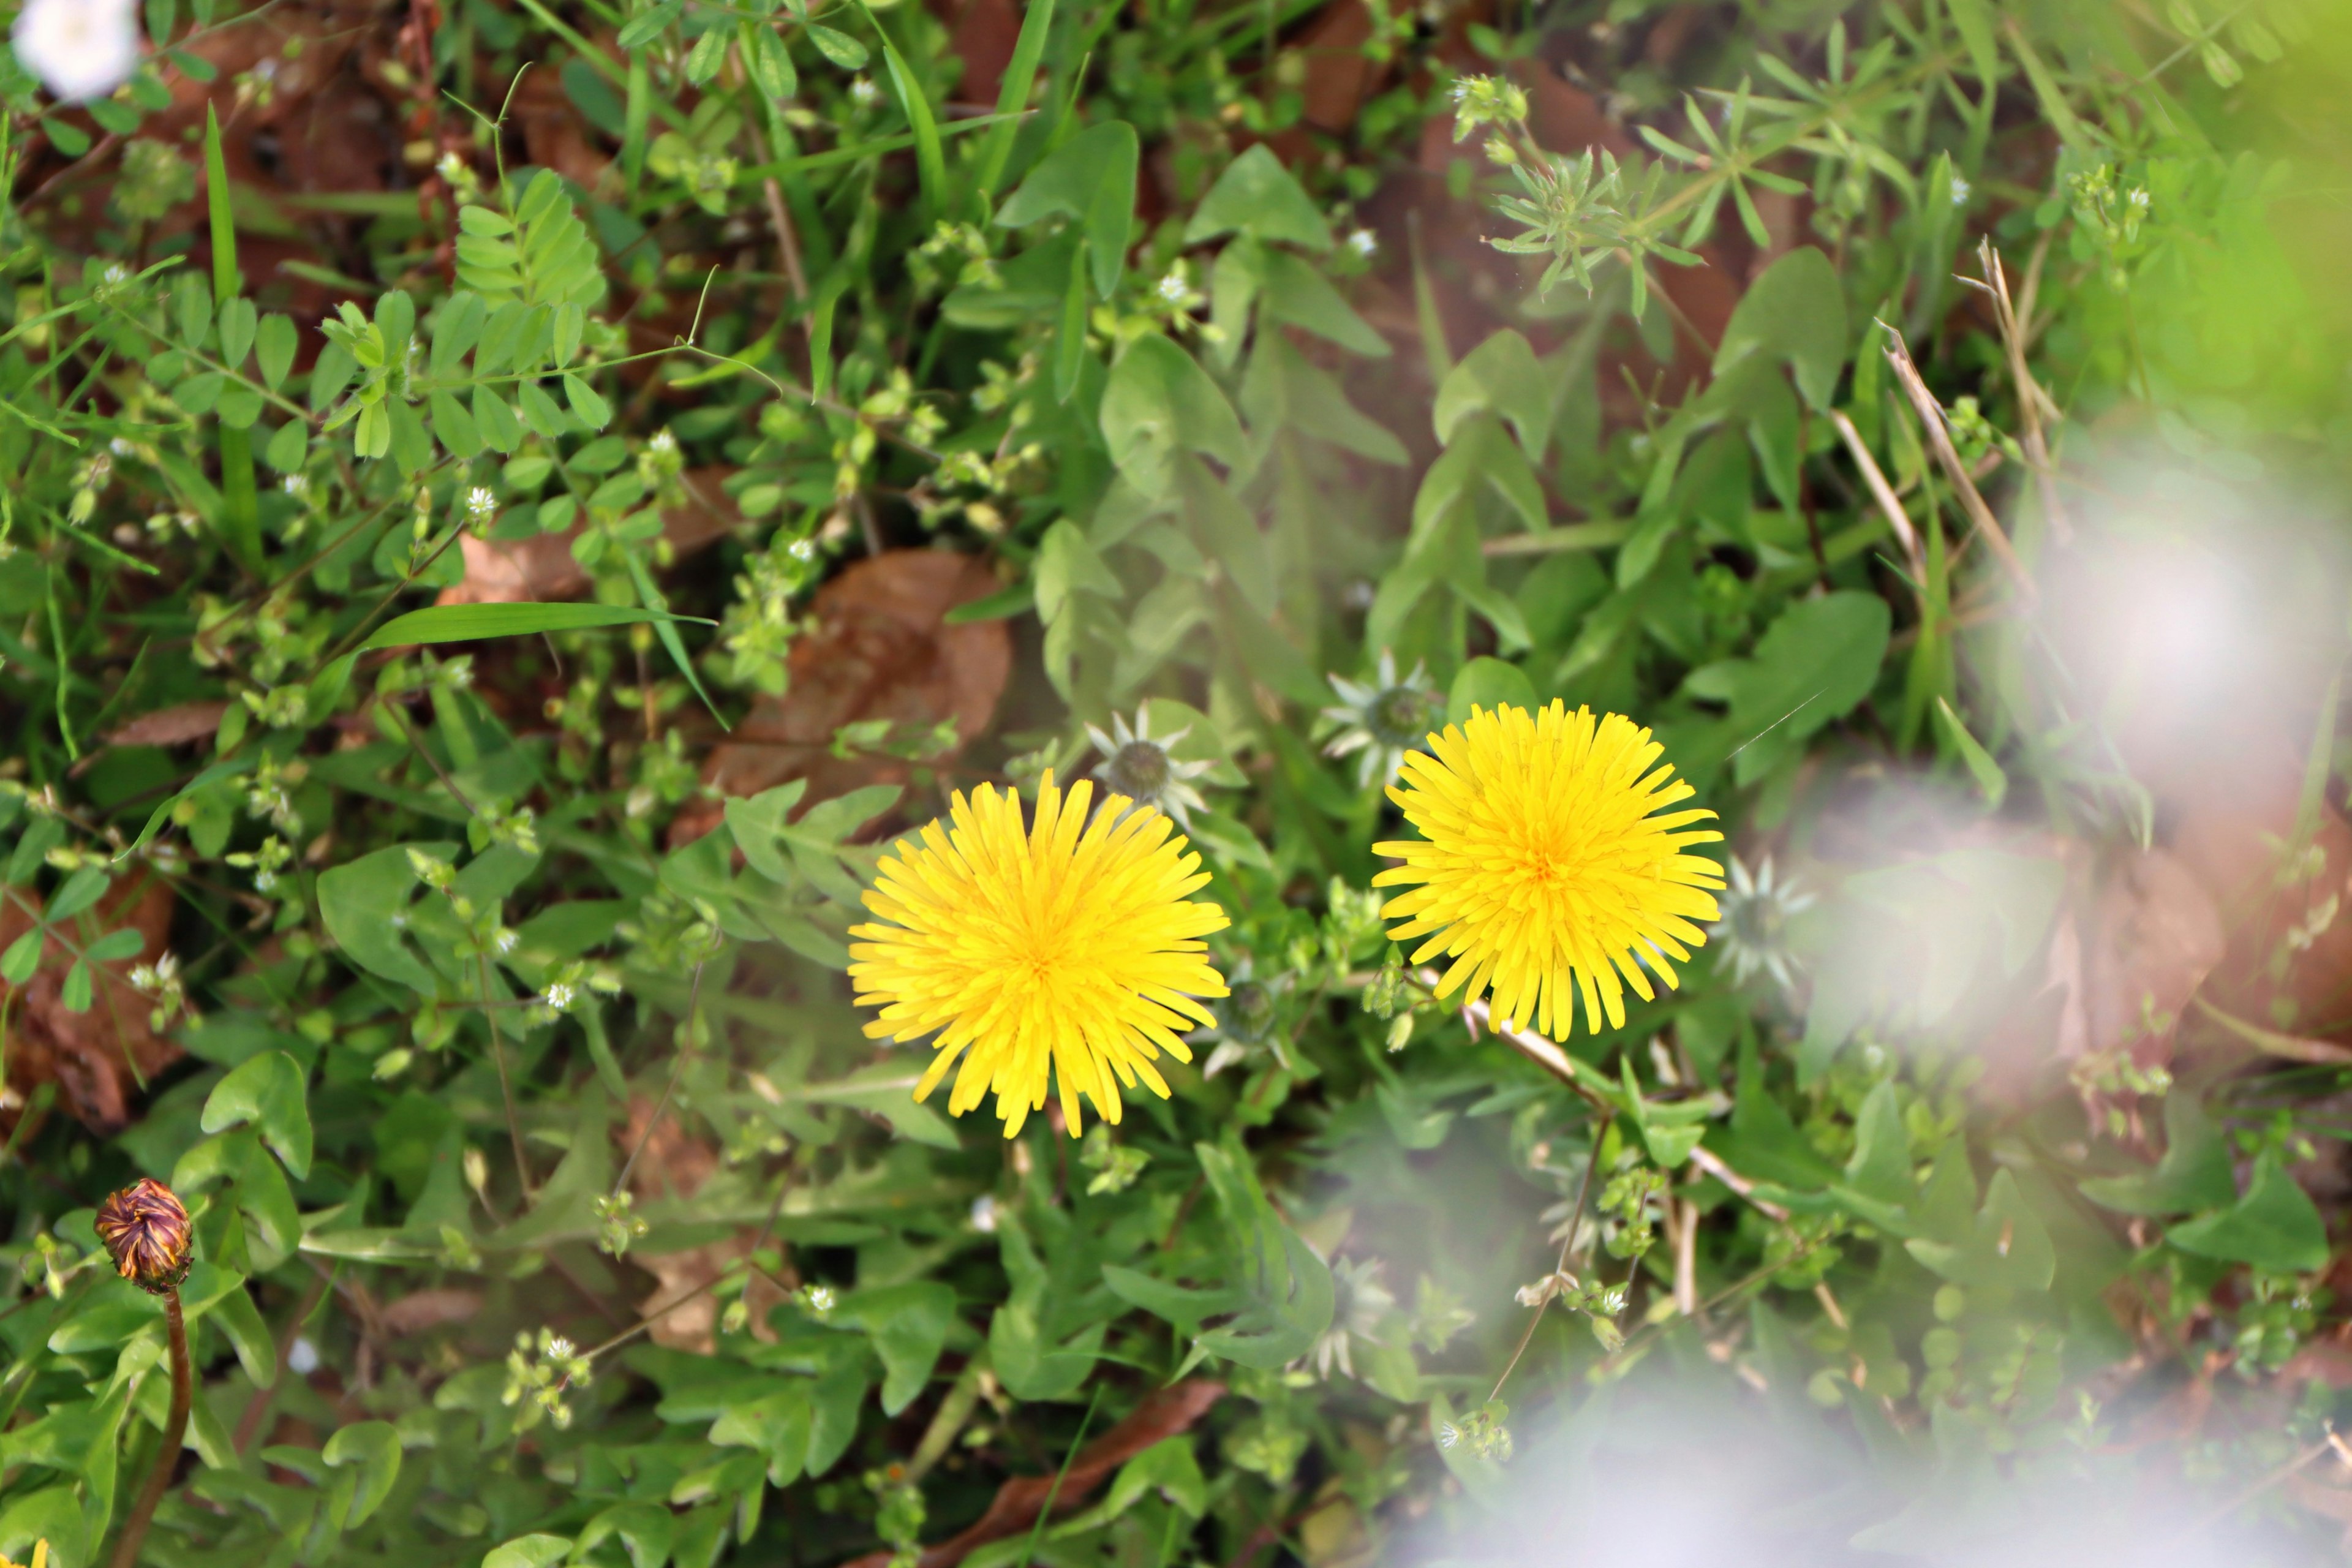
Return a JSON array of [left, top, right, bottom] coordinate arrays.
[[850, 774, 1229, 1137], [1373, 703, 1724, 1041], [2, 1542, 48, 1568]]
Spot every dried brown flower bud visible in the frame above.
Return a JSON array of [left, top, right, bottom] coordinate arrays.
[[94, 1178, 190, 1295]]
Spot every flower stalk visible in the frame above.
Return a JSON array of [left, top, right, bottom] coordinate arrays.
[[96, 1180, 194, 1568]]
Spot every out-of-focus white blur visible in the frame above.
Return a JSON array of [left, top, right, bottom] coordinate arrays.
[[1403, 1377, 2320, 1567]]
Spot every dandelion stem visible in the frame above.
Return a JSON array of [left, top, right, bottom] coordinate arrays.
[[108, 1287, 189, 1568]]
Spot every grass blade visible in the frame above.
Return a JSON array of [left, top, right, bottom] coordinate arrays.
[[360, 601, 710, 650], [974, 0, 1055, 203]]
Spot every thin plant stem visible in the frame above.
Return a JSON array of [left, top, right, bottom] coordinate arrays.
[[108, 1288, 190, 1568], [1488, 1109, 1612, 1405]]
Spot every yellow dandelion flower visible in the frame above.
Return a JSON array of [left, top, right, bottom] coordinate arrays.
[[2, 1542, 48, 1568], [850, 773, 1229, 1137], [1373, 702, 1724, 1041]]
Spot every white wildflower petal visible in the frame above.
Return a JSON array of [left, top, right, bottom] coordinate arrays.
[[15, 0, 141, 102]]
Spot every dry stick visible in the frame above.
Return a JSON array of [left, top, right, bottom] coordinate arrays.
[[108, 1289, 190, 1568], [1876, 322, 2037, 602], [1827, 408, 1924, 583], [1966, 235, 2068, 543]]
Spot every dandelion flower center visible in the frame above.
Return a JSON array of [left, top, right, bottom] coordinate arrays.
[[850, 774, 1229, 1137], [1373, 702, 1724, 1041]]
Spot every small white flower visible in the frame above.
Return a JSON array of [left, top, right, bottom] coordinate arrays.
[[14, 0, 141, 103], [1948, 175, 1970, 207], [287, 1336, 320, 1375], [849, 75, 880, 106], [1155, 270, 1191, 304], [465, 485, 499, 525], [1346, 227, 1378, 258], [647, 429, 677, 454], [969, 1195, 998, 1233], [543, 980, 576, 1010]]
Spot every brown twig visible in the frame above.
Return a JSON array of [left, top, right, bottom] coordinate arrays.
[[1876, 321, 2037, 601], [1966, 236, 2068, 543], [1827, 408, 1924, 582], [108, 1289, 190, 1568]]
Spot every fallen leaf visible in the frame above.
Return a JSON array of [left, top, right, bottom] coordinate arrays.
[[1297, 0, 1383, 133], [946, 0, 1019, 108], [616, 1095, 783, 1350], [0, 873, 181, 1135], [2080, 846, 2225, 1064], [105, 701, 230, 749], [679, 549, 1011, 841], [377, 1289, 484, 1336], [841, 1380, 1227, 1568], [510, 61, 610, 190], [439, 470, 742, 606]]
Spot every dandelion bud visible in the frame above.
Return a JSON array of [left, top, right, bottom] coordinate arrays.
[[94, 1178, 192, 1295]]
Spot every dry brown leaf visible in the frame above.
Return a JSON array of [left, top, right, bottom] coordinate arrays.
[[841, 1380, 1227, 1568], [2081, 846, 2226, 1063], [946, 0, 1019, 108], [105, 701, 230, 749], [377, 1289, 484, 1336], [616, 1095, 783, 1350], [437, 470, 742, 608], [678, 549, 1011, 842], [0, 874, 181, 1134], [1297, 0, 1383, 133]]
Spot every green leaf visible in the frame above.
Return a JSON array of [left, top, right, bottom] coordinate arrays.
[[322, 1420, 402, 1527], [1709, 245, 1846, 412], [998, 120, 1137, 299], [361, 602, 706, 650], [860, 5, 944, 219], [1257, 250, 1387, 358], [841, 1282, 955, 1415], [617, 0, 680, 48], [0, 929, 41, 986], [517, 379, 570, 439], [483, 1534, 573, 1568], [807, 21, 867, 66], [562, 372, 612, 429], [317, 843, 437, 993], [973, 0, 1053, 197], [217, 296, 257, 369], [47, 864, 111, 921], [1183, 143, 1333, 251], [1447, 657, 1536, 724], [1932, 697, 2007, 810], [578, 1502, 676, 1568], [1690, 590, 1890, 786], [2081, 1093, 2238, 1216], [200, 1050, 314, 1178], [430, 390, 483, 459], [84, 927, 145, 962], [263, 420, 309, 471], [723, 780, 810, 886], [1099, 334, 1245, 500], [2167, 1154, 2330, 1274], [1904, 1169, 2056, 1292], [1433, 329, 1550, 455], [59, 961, 91, 1013]]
